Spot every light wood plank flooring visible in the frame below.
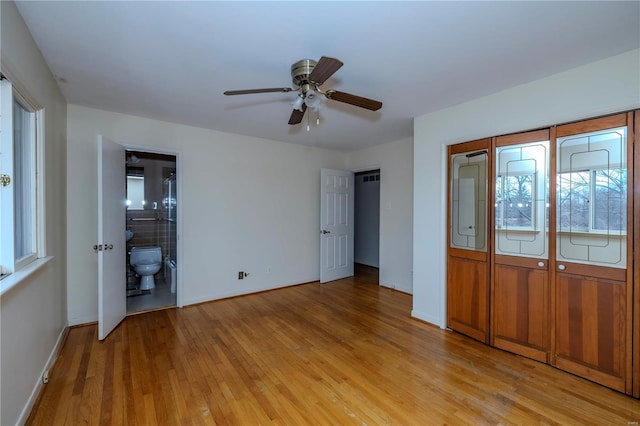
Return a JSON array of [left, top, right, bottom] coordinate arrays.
[[28, 271, 640, 425]]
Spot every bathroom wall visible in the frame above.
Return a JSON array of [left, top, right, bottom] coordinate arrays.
[[127, 210, 163, 253]]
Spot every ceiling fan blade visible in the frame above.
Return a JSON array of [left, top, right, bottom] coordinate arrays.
[[308, 56, 344, 85], [288, 104, 307, 125], [224, 87, 293, 95], [326, 90, 382, 111]]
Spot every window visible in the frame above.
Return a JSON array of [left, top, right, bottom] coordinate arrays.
[[557, 171, 590, 232], [0, 77, 43, 278], [126, 175, 145, 210], [495, 174, 534, 230], [593, 168, 626, 231], [557, 168, 626, 233]]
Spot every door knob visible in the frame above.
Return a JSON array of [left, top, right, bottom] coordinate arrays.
[[0, 174, 10, 187], [558, 264, 566, 271], [321, 230, 330, 234], [106, 244, 114, 250]]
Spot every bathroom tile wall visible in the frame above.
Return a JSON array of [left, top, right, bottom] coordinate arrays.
[[126, 209, 171, 278]]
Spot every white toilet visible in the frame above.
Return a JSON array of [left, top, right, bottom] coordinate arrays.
[[130, 246, 162, 291]]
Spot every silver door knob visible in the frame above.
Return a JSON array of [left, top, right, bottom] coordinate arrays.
[[558, 264, 566, 271], [321, 230, 330, 234], [538, 262, 544, 268]]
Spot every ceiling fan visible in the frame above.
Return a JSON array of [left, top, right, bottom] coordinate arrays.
[[224, 56, 382, 125]]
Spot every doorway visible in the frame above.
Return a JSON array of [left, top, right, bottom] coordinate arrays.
[[354, 169, 380, 284], [125, 150, 177, 314]]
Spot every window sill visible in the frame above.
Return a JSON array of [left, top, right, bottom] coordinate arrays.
[[0, 256, 54, 297], [557, 230, 626, 237], [496, 228, 539, 234]]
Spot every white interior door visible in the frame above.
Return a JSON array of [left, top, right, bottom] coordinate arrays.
[[320, 168, 354, 283], [98, 135, 126, 340]]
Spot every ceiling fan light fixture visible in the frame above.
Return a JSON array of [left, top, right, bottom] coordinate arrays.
[[292, 95, 304, 111], [304, 88, 323, 111]]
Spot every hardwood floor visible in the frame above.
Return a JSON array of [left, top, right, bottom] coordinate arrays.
[[28, 272, 639, 425]]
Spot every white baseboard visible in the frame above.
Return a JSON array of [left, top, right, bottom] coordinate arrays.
[[183, 278, 317, 307], [16, 325, 68, 425], [379, 283, 412, 294], [411, 309, 444, 328], [68, 314, 97, 326]]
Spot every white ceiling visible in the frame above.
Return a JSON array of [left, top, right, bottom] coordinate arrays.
[[15, 1, 640, 151]]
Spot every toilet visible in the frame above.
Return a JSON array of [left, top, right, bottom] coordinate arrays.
[[130, 246, 162, 290]]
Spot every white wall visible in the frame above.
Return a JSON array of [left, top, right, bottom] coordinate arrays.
[[413, 49, 640, 327], [0, 2, 68, 424], [67, 105, 347, 323], [347, 138, 414, 293]]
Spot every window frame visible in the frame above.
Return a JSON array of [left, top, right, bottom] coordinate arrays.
[[0, 77, 46, 279]]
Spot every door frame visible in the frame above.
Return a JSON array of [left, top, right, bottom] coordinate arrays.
[[122, 143, 183, 308]]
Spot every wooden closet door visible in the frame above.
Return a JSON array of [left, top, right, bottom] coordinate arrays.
[[491, 130, 550, 362], [553, 113, 633, 394], [447, 139, 490, 343], [633, 109, 640, 398]]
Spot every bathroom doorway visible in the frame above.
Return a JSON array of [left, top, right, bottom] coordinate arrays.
[[125, 150, 178, 314], [354, 169, 380, 284]]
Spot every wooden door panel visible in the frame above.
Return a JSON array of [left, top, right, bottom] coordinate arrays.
[[447, 255, 488, 343], [447, 139, 490, 343], [634, 109, 640, 398], [491, 131, 551, 363], [553, 112, 633, 394], [555, 273, 626, 391], [493, 264, 549, 362], [320, 169, 354, 283]]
